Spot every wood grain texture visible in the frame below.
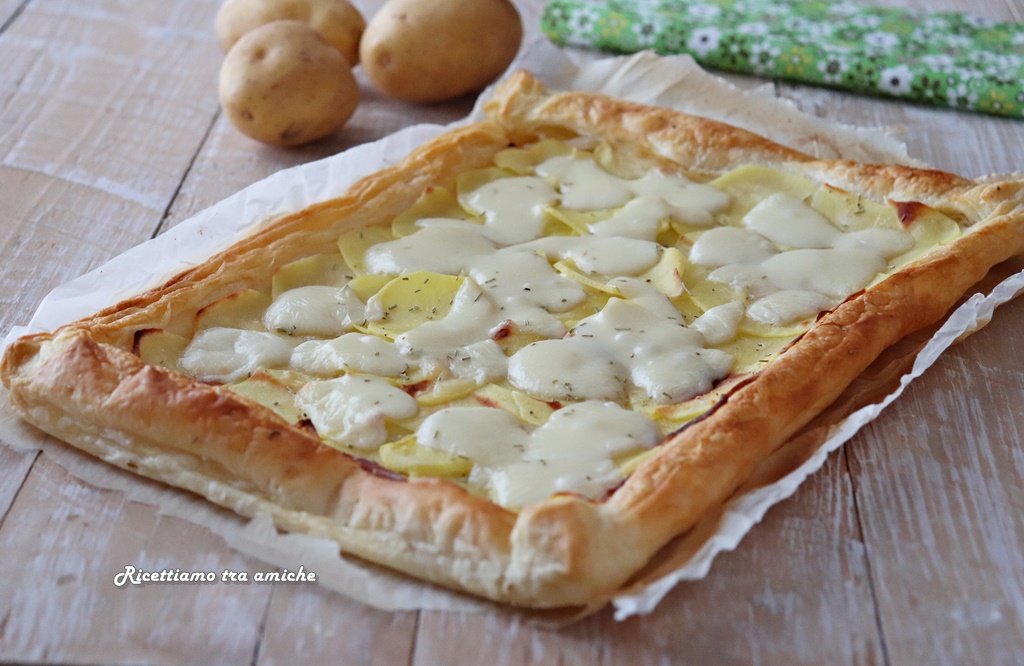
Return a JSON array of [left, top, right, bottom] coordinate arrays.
[[0, 453, 271, 665], [0, 0, 26, 30], [848, 299, 1024, 665], [254, 584, 418, 666], [0, 0, 223, 332], [0, 441, 37, 523], [0, 0, 221, 210]]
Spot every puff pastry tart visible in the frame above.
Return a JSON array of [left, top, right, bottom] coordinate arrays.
[[4, 70, 1024, 608]]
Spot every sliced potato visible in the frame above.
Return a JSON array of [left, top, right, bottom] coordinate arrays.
[[493, 139, 573, 175], [711, 164, 818, 220], [475, 384, 553, 426], [136, 329, 190, 372], [271, 253, 350, 298], [378, 436, 473, 478], [346, 274, 392, 302], [196, 289, 272, 331], [362, 271, 463, 339], [338, 225, 394, 275], [391, 186, 472, 238], [227, 370, 303, 423]]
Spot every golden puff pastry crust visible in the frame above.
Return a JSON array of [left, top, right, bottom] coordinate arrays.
[[4, 70, 1024, 609]]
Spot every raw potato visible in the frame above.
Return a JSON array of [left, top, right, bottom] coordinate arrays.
[[219, 21, 360, 147], [360, 0, 522, 104], [215, 0, 365, 67]]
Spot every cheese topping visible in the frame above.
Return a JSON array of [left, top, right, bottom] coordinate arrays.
[[535, 155, 730, 219], [509, 288, 733, 404], [169, 142, 954, 511], [291, 333, 409, 377], [588, 196, 671, 240], [417, 401, 658, 509], [297, 376, 418, 450], [693, 301, 745, 345], [363, 226, 497, 275], [180, 327, 293, 383], [395, 279, 500, 359], [460, 176, 558, 244], [697, 194, 914, 325], [263, 285, 366, 337]]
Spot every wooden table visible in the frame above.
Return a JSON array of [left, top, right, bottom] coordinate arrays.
[[1, 0, 1022, 663]]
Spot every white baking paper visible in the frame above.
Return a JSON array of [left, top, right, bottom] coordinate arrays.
[[3, 40, 1022, 621]]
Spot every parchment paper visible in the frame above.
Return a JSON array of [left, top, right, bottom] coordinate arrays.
[[3, 40, 1022, 621]]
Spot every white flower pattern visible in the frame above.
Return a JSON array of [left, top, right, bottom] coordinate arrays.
[[687, 27, 721, 56], [540, 0, 1024, 117], [878, 65, 914, 96]]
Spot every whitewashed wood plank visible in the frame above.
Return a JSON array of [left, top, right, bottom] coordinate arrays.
[[0, 442, 37, 522], [0, 1, 272, 664], [847, 297, 1024, 664], [0, 0, 26, 30], [0, 0, 222, 210], [254, 584, 417, 666], [0, 453, 271, 665], [0, 0, 224, 335], [0, 166, 160, 333]]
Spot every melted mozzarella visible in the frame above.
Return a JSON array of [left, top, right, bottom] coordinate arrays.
[[446, 340, 509, 384], [488, 458, 621, 510], [395, 279, 500, 360], [528, 401, 660, 460], [290, 333, 408, 377], [180, 327, 293, 383], [418, 401, 657, 509], [588, 196, 671, 240], [694, 194, 912, 326], [508, 337, 628, 402], [417, 406, 527, 466], [263, 285, 366, 337], [746, 290, 833, 326], [509, 287, 732, 403], [468, 249, 586, 338], [833, 227, 915, 258], [515, 236, 660, 276], [690, 226, 778, 267], [759, 249, 884, 299], [743, 193, 839, 248], [693, 301, 745, 345], [460, 176, 558, 244], [535, 155, 634, 209], [297, 376, 418, 450], [363, 226, 496, 275], [536, 155, 730, 223], [629, 170, 730, 218]]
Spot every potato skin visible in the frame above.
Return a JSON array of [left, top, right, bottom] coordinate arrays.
[[216, 0, 365, 66], [360, 0, 522, 104], [219, 20, 359, 147]]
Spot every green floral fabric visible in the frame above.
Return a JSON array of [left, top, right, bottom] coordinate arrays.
[[541, 0, 1024, 118]]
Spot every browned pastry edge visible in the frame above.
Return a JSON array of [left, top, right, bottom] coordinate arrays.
[[3, 70, 1023, 608]]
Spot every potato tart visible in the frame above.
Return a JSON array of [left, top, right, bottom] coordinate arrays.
[[4, 71, 1023, 608]]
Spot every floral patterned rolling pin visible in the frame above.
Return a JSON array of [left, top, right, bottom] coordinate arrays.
[[542, 0, 1024, 118]]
